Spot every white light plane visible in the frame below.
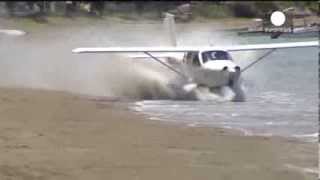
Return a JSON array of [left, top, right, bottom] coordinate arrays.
[[72, 13, 318, 102]]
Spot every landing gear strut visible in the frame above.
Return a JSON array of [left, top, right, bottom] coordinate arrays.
[[229, 70, 246, 102]]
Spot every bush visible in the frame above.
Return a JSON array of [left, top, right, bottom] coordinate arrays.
[[230, 2, 257, 18], [193, 3, 233, 18]]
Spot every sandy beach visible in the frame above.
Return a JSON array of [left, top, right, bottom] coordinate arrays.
[[0, 87, 317, 180]]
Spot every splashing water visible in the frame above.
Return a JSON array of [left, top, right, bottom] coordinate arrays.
[[0, 19, 251, 101]]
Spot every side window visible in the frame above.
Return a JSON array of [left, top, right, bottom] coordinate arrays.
[[186, 52, 193, 61], [182, 53, 187, 63], [192, 53, 201, 66], [202, 52, 209, 64]]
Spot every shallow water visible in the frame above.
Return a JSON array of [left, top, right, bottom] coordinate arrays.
[[132, 32, 318, 141], [130, 30, 319, 142], [0, 19, 318, 142]]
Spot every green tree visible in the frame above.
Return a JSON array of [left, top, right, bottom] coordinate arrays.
[[5, 1, 14, 17]]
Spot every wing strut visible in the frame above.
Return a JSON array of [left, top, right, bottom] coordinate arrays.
[[143, 52, 188, 79], [241, 49, 277, 73]]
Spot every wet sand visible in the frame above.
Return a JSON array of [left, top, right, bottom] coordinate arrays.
[[0, 87, 317, 180]]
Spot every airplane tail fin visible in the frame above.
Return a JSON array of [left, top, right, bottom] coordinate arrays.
[[163, 13, 177, 47]]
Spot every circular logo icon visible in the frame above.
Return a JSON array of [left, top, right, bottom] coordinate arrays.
[[270, 11, 286, 26]]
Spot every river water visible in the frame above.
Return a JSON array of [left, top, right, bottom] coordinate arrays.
[[0, 19, 318, 142], [129, 26, 319, 142]]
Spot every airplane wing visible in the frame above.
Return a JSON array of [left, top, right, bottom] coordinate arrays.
[[72, 41, 318, 54], [225, 41, 318, 52], [127, 53, 184, 60], [72, 46, 198, 53]]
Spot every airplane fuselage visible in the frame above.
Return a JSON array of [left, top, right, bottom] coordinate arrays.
[[181, 50, 241, 88]]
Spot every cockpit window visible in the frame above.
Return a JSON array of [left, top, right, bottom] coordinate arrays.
[[202, 51, 232, 63]]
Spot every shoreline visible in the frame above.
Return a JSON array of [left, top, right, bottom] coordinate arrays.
[[130, 107, 318, 144], [114, 97, 318, 144], [0, 16, 253, 31], [81, 92, 318, 144], [0, 87, 317, 180], [1, 15, 318, 31]]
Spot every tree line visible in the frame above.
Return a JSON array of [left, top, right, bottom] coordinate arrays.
[[1, 1, 318, 22]]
